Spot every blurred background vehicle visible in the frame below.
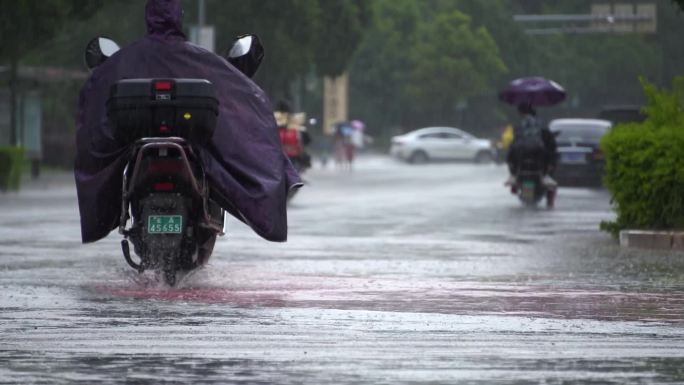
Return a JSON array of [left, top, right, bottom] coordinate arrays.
[[549, 118, 612, 187], [495, 124, 514, 164], [390, 127, 495, 164], [599, 105, 646, 125]]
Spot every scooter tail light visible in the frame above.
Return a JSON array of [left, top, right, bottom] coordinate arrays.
[[154, 81, 173, 91], [154, 182, 175, 191]]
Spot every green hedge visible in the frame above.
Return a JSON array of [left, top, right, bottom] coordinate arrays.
[[600, 77, 684, 235], [0, 146, 24, 192]]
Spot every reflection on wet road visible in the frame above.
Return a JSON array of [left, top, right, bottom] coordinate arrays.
[[2, 158, 684, 384]]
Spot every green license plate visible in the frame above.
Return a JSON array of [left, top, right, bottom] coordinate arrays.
[[522, 181, 535, 199], [147, 215, 183, 234]]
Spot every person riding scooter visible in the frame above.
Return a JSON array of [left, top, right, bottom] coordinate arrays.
[[505, 104, 558, 205], [274, 101, 311, 173], [75, 0, 301, 245]]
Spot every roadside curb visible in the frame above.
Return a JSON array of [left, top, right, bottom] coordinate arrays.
[[619, 230, 684, 251]]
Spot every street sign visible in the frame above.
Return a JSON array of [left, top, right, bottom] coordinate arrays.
[[516, 3, 656, 35], [323, 73, 348, 136], [636, 4, 657, 33], [613, 4, 635, 33]]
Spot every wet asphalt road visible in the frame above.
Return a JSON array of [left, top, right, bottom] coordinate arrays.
[[2, 156, 684, 384]]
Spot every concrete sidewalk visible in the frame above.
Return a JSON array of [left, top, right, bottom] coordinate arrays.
[[620, 230, 684, 251], [2, 170, 74, 193]]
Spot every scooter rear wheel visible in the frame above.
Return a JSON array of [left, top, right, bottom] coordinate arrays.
[[546, 189, 556, 209], [162, 251, 178, 286]]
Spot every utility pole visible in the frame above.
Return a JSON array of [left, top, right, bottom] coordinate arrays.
[[191, 0, 214, 52], [198, 0, 206, 28], [8, 59, 17, 146]]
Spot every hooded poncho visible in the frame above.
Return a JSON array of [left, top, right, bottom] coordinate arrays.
[[75, 0, 301, 243]]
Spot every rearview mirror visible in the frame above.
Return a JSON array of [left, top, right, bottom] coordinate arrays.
[[84, 37, 120, 71], [225, 34, 264, 78]]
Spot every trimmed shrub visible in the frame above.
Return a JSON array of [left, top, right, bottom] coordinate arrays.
[[0, 147, 25, 192], [600, 77, 684, 235]]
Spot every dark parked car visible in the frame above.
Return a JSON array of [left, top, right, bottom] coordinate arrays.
[[599, 105, 645, 125], [549, 119, 612, 187]]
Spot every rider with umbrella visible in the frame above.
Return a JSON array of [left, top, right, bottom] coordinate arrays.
[[499, 77, 565, 207]]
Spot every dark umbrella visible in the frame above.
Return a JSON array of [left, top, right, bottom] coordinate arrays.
[[499, 77, 566, 107]]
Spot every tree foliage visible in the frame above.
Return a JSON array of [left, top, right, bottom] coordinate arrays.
[[204, 0, 369, 99], [347, 0, 684, 143], [600, 78, 684, 234], [206, 0, 319, 98], [4, 0, 684, 153], [349, 0, 422, 131], [407, 11, 506, 120], [314, 0, 370, 76], [350, 0, 509, 135], [0, 0, 105, 63], [14, 0, 369, 97], [0, 0, 107, 146]]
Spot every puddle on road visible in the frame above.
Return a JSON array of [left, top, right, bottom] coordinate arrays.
[[86, 264, 684, 324]]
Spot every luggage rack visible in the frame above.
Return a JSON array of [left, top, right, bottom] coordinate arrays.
[[118, 137, 225, 237]]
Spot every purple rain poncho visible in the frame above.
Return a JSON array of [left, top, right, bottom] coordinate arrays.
[[75, 0, 301, 244]]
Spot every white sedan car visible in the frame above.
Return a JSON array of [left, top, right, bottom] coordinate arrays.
[[390, 127, 495, 164]]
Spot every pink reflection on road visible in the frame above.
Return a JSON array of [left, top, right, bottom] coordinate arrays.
[[92, 269, 684, 324], [96, 286, 288, 307]]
